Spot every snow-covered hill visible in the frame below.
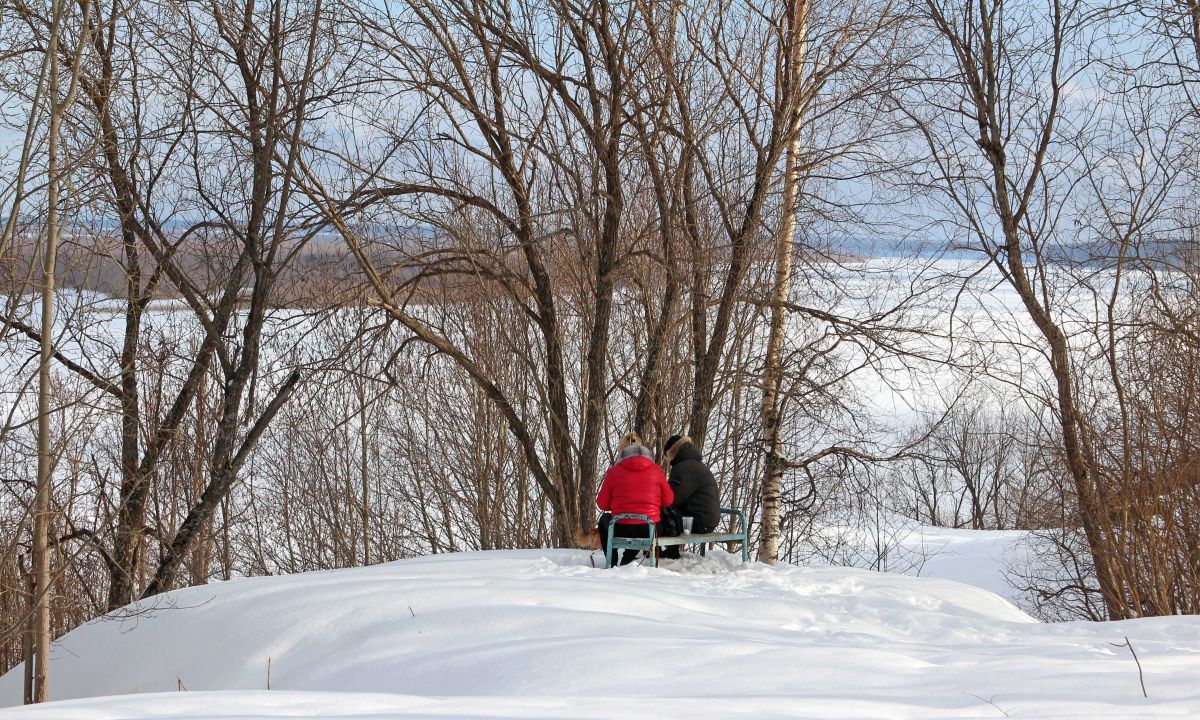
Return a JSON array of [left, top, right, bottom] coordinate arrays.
[[2, 542, 1199, 719]]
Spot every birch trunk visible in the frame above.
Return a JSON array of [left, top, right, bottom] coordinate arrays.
[[758, 0, 807, 565]]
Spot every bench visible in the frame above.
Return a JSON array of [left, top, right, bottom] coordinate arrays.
[[604, 507, 750, 568]]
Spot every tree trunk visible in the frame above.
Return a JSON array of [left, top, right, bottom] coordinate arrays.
[[576, 133, 624, 539], [358, 380, 371, 566], [687, 153, 785, 449], [758, 140, 801, 564], [30, 0, 69, 695], [143, 370, 302, 598], [984, 124, 1129, 619], [758, 0, 807, 564], [21, 559, 33, 704], [631, 77, 682, 439]]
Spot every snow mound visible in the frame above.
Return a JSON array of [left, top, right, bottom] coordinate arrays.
[[2, 549, 1199, 719]]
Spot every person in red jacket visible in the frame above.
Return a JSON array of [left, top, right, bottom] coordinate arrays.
[[596, 432, 674, 566]]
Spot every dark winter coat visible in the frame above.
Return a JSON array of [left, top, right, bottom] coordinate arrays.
[[666, 439, 721, 531], [596, 454, 674, 524]]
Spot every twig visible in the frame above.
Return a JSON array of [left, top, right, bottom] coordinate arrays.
[[408, 605, 415, 618], [267, 656, 272, 690], [963, 692, 1010, 717], [1109, 636, 1148, 698], [176, 676, 188, 691]]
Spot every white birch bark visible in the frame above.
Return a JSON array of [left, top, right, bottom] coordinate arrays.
[[758, 0, 808, 565]]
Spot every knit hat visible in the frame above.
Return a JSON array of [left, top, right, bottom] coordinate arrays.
[[617, 431, 643, 452]]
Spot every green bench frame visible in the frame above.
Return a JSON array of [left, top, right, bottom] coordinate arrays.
[[604, 507, 749, 568]]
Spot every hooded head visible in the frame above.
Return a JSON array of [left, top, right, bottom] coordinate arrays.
[[663, 435, 682, 455], [662, 434, 697, 465]]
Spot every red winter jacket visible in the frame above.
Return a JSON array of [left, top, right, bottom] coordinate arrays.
[[596, 455, 674, 524]]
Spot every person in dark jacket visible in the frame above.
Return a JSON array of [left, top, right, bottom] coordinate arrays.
[[596, 432, 674, 566], [659, 434, 721, 559]]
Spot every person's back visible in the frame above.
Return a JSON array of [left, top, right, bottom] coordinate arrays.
[[662, 435, 721, 533], [598, 451, 670, 522], [596, 433, 673, 566]]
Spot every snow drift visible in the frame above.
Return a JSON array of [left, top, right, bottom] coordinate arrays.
[[1, 548, 1198, 719]]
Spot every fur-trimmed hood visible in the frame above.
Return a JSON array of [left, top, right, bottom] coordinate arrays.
[[618, 444, 655, 461], [663, 435, 698, 465]]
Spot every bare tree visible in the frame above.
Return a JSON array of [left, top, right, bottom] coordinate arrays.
[[28, 0, 92, 700], [901, 0, 1200, 617], [0, 0, 349, 607]]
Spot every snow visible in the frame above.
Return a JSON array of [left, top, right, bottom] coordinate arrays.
[[2, 545, 1199, 719], [881, 524, 1033, 600]]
